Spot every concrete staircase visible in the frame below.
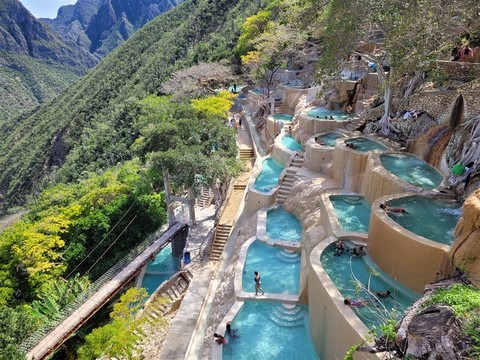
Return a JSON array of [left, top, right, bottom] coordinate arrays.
[[137, 270, 193, 331], [354, 72, 380, 115], [239, 148, 255, 160], [196, 187, 213, 208], [276, 154, 304, 205], [210, 224, 233, 261]]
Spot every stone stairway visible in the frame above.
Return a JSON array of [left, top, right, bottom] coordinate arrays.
[[136, 270, 193, 333], [210, 224, 233, 261], [276, 154, 304, 205], [239, 148, 255, 160], [196, 187, 213, 208], [354, 72, 380, 115]]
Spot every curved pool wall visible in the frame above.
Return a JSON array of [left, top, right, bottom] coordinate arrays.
[[235, 237, 302, 302], [329, 195, 371, 233], [368, 194, 457, 293], [360, 153, 444, 204], [321, 240, 420, 329], [298, 108, 351, 139], [257, 206, 303, 243], [344, 137, 387, 152], [213, 301, 319, 360], [333, 138, 389, 193], [304, 132, 346, 175], [309, 237, 381, 360]]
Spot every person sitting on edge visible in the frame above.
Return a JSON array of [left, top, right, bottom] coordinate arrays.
[[352, 246, 366, 256], [334, 240, 345, 256], [214, 333, 229, 345], [380, 203, 409, 214], [345, 142, 357, 149], [344, 298, 372, 307], [226, 322, 239, 339], [329, 115, 334, 120], [376, 290, 392, 299]]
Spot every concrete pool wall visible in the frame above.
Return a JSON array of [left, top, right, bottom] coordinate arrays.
[[332, 139, 388, 193], [360, 153, 438, 204], [303, 135, 341, 175], [309, 237, 381, 360], [297, 111, 347, 139], [368, 194, 453, 293]]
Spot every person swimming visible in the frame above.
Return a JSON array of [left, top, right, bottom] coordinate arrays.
[[380, 203, 409, 214], [376, 290, 391, 299]]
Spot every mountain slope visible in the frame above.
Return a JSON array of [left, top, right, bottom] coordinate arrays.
[[0, 0, 98, 123], [42, 0, 183, 58], [0, 0, 262, 209]]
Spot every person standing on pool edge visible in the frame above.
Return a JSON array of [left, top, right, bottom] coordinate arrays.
[[254, 271, 264, 296]]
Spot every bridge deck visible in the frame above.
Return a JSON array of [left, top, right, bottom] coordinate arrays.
[[27, 222, 186, 360]]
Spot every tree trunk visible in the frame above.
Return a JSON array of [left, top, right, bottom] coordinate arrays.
[[404, 70, 422, 99]]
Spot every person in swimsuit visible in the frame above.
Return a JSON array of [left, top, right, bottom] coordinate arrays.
[[254, 271, 265, 296], [352, 246, 366, 256], [344, 298, 372, 307], [376, 290, 391, 299], [226, 322, 239, 339], [380, 203, 409, 214], [334, 240, 345, 256], [214, 333, 229, 345]]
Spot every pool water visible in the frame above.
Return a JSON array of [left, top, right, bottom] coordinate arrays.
[[385, 196, 462, 245], [281, 135, 303, 152], [380, 153, 443, 189], [228, 85, 246, 93], [329, 195, 371, 232], [242, 241, 300, 294], [254, 157, 284, 192], [266, 207, 302, 242], [317, 132, 345, 147], [281, 81, 308, 89], [141, 244, 181, 294], [344, 137, 387, 152], [223, 301, 319, 360], [251, 88, 265, 95], [273, 113, 293, 122], [321, 241, 419, 329], [306, 107, 350, 121]]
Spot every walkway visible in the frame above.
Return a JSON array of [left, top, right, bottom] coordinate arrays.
[[26, 222, 187, 360]]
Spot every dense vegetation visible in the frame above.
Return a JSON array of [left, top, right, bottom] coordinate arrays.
[[0, 0, 262, 211], [0, 161, 166, 358]]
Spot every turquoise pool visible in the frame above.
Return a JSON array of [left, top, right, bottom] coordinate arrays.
[[306, 107, 350, 121], [330, 195, 371, 232], [344, 137, 387, 152], [281, 135, 303, 152], [266, 207, 302, 242], [242, 241, 300, 294], [321, 241, 420, 329], [317, 132, 345, 147], [223, 301, 319, 360], [380, 153, 443, 189], [251, 88, 265, 95], [141, 244, 180, 294], [228, 85, 246, 93], [254, 157, 284, 193], [281, 81, 308, 89], [385, 196, 462, 245], [273, 113, 293, 122]]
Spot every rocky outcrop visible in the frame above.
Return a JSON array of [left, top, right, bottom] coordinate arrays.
[[449, 189, 480, 287], [42, 0, 182, 58]]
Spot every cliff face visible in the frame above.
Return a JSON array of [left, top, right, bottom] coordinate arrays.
[[449, 189, 480, 286], [42, 0, 182, 58]]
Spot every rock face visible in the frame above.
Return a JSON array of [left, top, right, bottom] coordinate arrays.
[[404, 306, 470, 359], [42, 0, 182, 58], [449, 189, 480, 287]]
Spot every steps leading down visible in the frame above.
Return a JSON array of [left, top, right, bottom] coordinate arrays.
[[239, 148, 255, 160], [210, 224, 233, 261], [276, 154, 304, 205]]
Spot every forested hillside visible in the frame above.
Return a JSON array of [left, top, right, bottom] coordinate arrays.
[[0, 0, 261, 210], [0, 0, 98, 123]]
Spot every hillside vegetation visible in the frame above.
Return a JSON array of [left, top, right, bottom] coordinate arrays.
[[0, 0, 261, 210]]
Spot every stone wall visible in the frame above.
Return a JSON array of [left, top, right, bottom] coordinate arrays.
[[436, 60, 480, 81]]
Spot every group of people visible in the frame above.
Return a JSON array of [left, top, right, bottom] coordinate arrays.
[[344, 290, 391, 307], [316, 115, 335, 120], [229, 117, 242, 129], [334, 240, 366, 257], [213, 321, 240, 348]]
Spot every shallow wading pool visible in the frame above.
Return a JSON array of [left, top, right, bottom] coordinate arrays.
[[254, 157, 284, 193], [329, 195, 371, 232], [266, 207, 302, 242]]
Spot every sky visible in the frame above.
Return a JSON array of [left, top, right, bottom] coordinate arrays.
[[19, 0, 77, 19]]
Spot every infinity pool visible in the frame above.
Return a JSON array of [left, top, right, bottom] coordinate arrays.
[[306, 107, 350, 121], [380, 153, 443, 189], [384, 196, 462, 245], [141, 244, 180, 294], [254, 157, 284, 192], [344, 137, 387, 152], [329, 195, 371, 232], [316, 132, 345, 147], [281, 135, 303, 152], [273, 113, 293, 122], [266, 207, 302, 242], [242, 241, 300, 294], [223, 301, 319, 360], [321, 241, 419, 328]]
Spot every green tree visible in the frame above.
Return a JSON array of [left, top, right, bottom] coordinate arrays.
[[77, 287, 149, 360]]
